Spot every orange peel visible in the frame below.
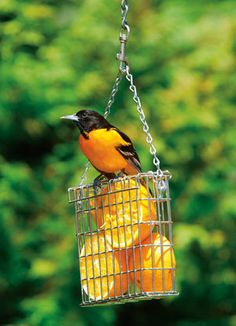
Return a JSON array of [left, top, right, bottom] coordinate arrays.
[[80, 232, 129, 300], [128, 233, 176, 292]]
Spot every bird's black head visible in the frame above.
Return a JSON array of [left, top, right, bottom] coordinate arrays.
[[61, 109, 111, 134]]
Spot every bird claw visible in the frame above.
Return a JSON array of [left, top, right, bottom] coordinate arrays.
[[93, 174, 104, 194], [93, 172, 125, 194], [115, 172, 125, 179]]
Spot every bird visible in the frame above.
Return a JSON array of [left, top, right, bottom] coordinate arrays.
[[61, 109, 142, 182]]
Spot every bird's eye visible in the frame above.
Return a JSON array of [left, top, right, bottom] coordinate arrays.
[[82, 112, 87, 118]]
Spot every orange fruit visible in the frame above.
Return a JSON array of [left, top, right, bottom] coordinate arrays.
[[92, 178, 156, 249], [80, 232, 129, 300], [128, 233, 176, 292]]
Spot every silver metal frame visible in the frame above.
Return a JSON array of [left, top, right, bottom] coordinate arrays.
[[68, 172, 178, 306]]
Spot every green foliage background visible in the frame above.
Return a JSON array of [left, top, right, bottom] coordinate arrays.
[[1, 0, 236, 325]]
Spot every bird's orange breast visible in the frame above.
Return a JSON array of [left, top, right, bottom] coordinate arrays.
[[79, 128, 130, 173]]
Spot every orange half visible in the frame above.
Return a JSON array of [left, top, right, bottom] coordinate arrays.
[[80, 232, 129, 300], [128, 233, 176, 292]]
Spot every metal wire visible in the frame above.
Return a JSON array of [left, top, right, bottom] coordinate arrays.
[[68, 172, 177, 306], [104, 72, 123, 118]]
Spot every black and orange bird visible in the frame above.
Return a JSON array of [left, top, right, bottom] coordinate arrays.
[[61, 110, 141, 181]]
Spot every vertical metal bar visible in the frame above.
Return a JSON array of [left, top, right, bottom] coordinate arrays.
[[161, 199, 166, 238], [86, 185, 97, 302], [127, 177, 137, 295], [153, 174, 159, 234], [159, 177, 168, 291], [80, 188, 90, 303], [147, 175, 155, 293], [135, 176, 143, 294], [159, 176, 165, 292], [113, 178, 124, 298], [93, 184, 104, 301], [100, 182, 110, 300], [166, 177, 175, 292], [108, 179, 117, 298], [120, 176, 130, 296], [75, 189, 84, 303]]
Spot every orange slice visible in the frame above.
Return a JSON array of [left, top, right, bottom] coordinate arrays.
[[93, 178, 156, 249], [80, 232, 129, 300], [128, 233, 176, 292]]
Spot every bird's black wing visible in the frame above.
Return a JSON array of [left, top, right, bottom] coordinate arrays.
[[114, 127, 142, 173]]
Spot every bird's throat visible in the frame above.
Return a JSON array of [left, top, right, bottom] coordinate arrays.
[[81, 130, 89, 139]]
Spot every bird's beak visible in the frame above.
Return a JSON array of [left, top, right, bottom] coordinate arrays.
[[60, 114, 79, 122]]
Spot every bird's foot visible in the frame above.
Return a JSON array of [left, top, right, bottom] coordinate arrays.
[[93, 174, 105, 194], [115, 172, 125, 179]]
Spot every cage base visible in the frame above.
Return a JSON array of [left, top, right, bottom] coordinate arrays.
[[80, 291, 179, 307]]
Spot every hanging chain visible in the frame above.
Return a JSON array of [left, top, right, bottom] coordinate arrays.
[[79, 0, 163, 185], [121, 0, 129, 34], [104, 72, 123, 119], [117, 1, 163, 176], [125, 65, 163, 175]]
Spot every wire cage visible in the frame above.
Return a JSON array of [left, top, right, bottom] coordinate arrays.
[[68, 172, 178, 306], [65, 0, 178, 307]]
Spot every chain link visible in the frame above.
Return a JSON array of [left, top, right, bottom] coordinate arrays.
[[125, 65, 163, 176], [121, 0, 130, 36], [104, 72, 123, 119]]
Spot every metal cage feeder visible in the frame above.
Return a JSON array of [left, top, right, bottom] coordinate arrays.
[[67, 0, 178, 306], [68, 172, 178, 306]]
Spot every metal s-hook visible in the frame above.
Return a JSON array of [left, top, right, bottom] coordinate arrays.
[[116, 33, 128, 71], [117, 0, 130, 73]]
